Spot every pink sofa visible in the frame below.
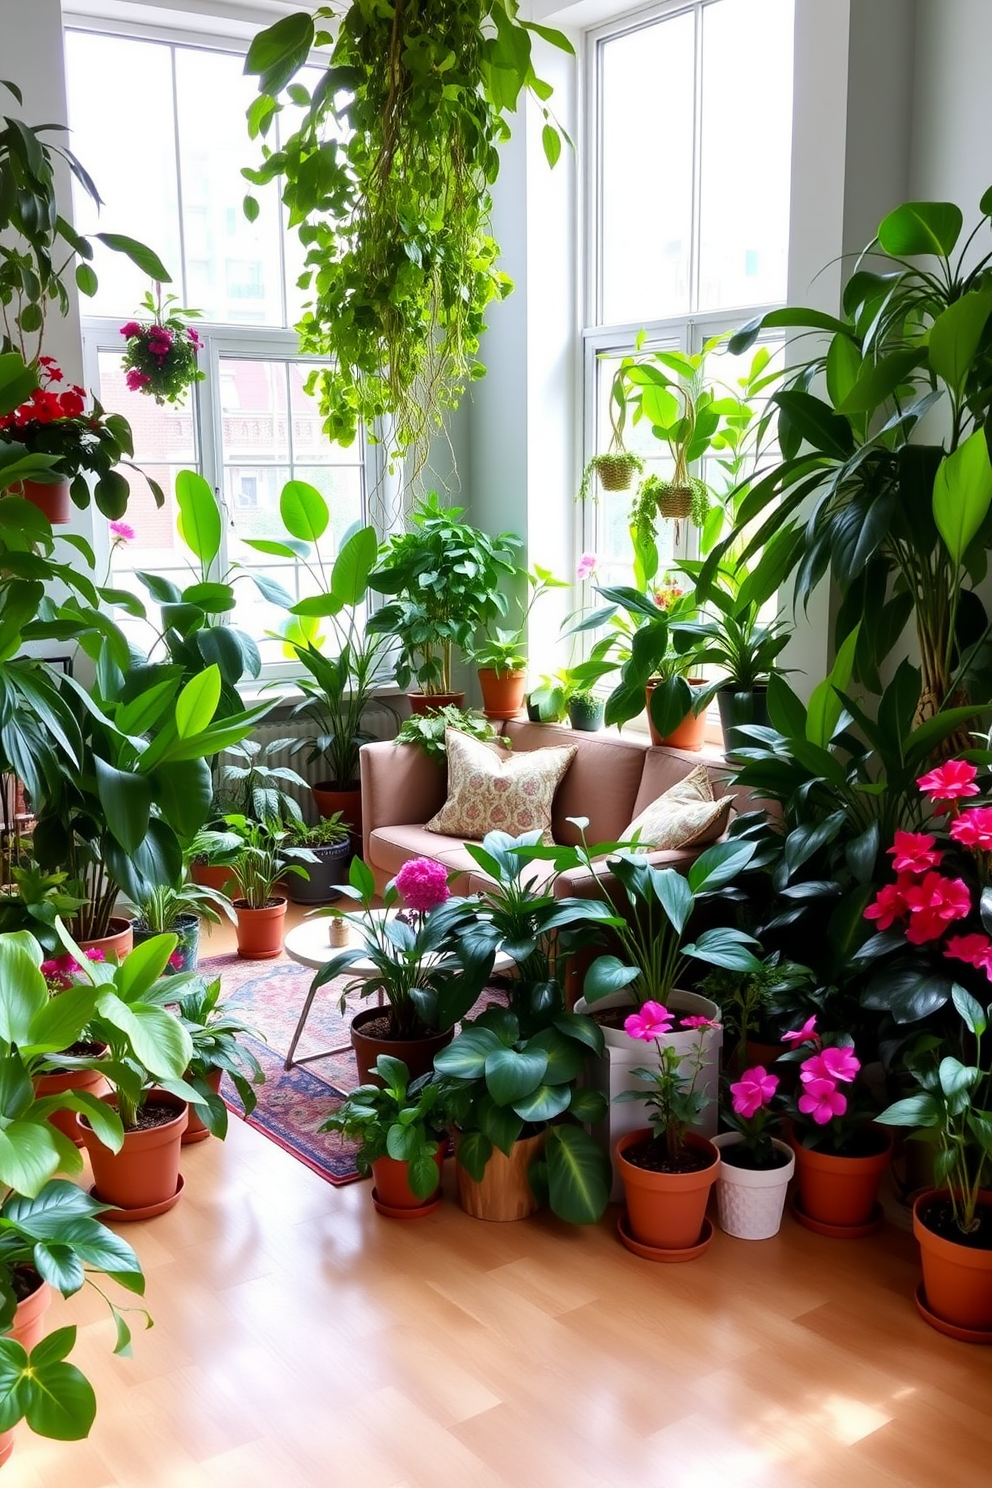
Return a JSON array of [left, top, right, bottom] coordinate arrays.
[[360, 720, 754, 898]]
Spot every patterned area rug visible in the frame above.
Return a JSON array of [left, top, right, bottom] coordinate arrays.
[[198, 953, 366, 1186]]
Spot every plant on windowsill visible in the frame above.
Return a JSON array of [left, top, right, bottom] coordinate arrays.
[[243, 6, 572, 472], [471, 565, 569, 720]]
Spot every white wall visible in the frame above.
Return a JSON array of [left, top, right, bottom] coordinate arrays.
[[911, 0, 992, 214]]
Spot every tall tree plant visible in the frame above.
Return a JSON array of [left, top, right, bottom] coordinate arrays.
[[243, 3, 572, 469]]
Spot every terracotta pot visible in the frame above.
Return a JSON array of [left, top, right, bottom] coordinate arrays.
[[16, 478, 71, 524], [407, 692, 465, 716], [311, 783, 363, 853], [478, 668, 526, 721], [454, 1130, 546, 1221], [190, 861, 237, 894], [350, 1005, 453, 1086], [370, 1147, 445, 1212], [646, 680, 707, 750], [234, 897, 287, 959], [0, 1274, 52, 1467], [712, 1133, 795, 1240], [182, 1068, 223, 1145], [34, 1051, 109, 1147], [79, 916, 133, 962], [791, 1126, 893, 1229], [615, 1127, 720, 1251], [78, 1090, 188, 1211], [914, 1188, 992, 1332]]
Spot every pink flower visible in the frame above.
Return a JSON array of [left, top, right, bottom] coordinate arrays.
[[917, 759, 979, 804], [798, 1075, 848, 1125], [125, 369, 152, 391], [576, 552, 598, 581], [888, 830, 941, 875], [109, 520, 135, 542], [393, 857, 451, 913], [624, 1000, 674, 1041], [803, 1045, 859, 1085], [950, 807, 992, 851], [168, 950, 184, 970], [84, 947, 106, 962], [903, 871, 972, 944], [782, 1015, 818, 1048], [730, 1066, 778, 1119], [680, 1014, 721, 1030], [864, 879, 910, 931], [120, 321, 142, 338], [945, 933, 992, 979]]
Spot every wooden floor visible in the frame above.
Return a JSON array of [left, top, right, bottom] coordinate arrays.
[[7, 916, 992, 1487]]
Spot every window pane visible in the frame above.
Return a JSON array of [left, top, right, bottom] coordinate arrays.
[[65, 32, 183, 315], [219, 360, 290, 465], [599, 12, 695, 326], [175, 49, 285, 326], [698, 0, 795, 312]]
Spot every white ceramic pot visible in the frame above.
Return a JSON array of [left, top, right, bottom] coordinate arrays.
[[712, 1132, 795, 1240], [574, 988, 723, 1202]]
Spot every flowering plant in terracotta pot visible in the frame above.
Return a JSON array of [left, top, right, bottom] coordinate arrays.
[[119, 286, 204, 405], [616, 1001, 721, 1166], [780, 1016, 870, 1153]]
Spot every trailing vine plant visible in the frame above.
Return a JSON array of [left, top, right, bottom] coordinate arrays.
[[244, 3, 572, 472]]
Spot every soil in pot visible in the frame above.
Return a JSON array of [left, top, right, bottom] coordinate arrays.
[[621, 1132, 714, 1176], [350, 1006, 453, 1085], [616, 1127, 719, 1252]]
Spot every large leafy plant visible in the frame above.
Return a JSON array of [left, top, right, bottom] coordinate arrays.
[[320, 1055, 447, 1200], [244, 4, 572, 467]]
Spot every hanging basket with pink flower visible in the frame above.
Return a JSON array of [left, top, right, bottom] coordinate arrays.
[[120, 286, 205, 406]]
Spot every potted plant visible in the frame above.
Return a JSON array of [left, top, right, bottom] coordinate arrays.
[[320, 1055, 448, 1218], [713, 1065, 795, 1240], [226, 816, 314, 960], [679, 570, 791, 750], [699, 954, 818, 1074], [280, 815, 351, 905], [567, 690, 605, 732], [171, 975, 266, 1144], [35, 948, 111, 1146], [526, 646, 617, 726], [129, 872, 234, 972], [311, 856, 494, 1084], [472, 565, 568, 720], [218, 736, 309, 828], [367, 496, 521, 708], [577, 363, 644, 497], [614, 1001, 722, 1259], [590, 580, 709, 749], [187, 826, 243, 895], [119, 284, 204, 405], [782, 1016, 889, 1236], [244, 5, 570, 471]]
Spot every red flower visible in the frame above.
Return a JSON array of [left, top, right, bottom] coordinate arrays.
[[950, 807, 992, 851], [945, 933, 992, 979], [902, 871, 972, 944], [120, 321, 142, 338], [888, 830, 941, 874], [917, 759, 980, 805], [58, 390, 85, 418], [864, 879, 910, 932]]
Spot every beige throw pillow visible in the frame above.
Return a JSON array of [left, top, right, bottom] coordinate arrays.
[[621, 764, 733, 853], [426, 729, 576, 843]]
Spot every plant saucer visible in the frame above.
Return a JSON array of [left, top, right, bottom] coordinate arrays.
[[617, 1211, 714, 1263], [788, 1192, 885, 1239], [371, 1187, 442, 1220], [90, 1173, 185, 1223], [915, 1283, 992, 1344]]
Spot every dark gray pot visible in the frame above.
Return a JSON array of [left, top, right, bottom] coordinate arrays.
[[285, 841, 353, 905], [568, 696, 605, 732], [717, 685, 770, 753], [132, 911, 200, 972]]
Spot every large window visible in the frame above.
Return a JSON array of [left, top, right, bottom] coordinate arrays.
[[65, 26, 372, 677], [582, 0, 795, 584]]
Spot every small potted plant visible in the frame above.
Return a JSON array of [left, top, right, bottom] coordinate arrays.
[[567, 689, 605, 732], [593, 579, 709, 749], [321, 1055, 448, 1217], [280, 815, 351, 905], [699, 954, 818, 1074], [577, 363, 643, 497], [713, 1066, 795, 1240], [129, 872, 234, 972], [227, 816, 314, 959], [394, 705, 503, 759], [119, 285, 204, 405], [472, 565, 568, 720], [614, 1001, 722, 1259], [681, 573, 791, 749], [171, 976, 266, 1144], [367, 494, 521, 710]]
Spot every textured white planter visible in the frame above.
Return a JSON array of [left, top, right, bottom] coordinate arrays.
[[713, 1132, 795, 1240], [574, 988, 723, 1202]]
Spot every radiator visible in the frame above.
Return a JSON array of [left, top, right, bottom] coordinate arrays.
[[221, 701, 399, 824]]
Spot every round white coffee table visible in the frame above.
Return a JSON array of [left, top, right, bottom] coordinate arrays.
[[281, 910, 513, 1071]]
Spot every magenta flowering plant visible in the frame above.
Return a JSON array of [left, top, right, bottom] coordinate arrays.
[[313, 855, 494, 1038], [120, 286, 204, 406], [780, 1016, 874, 1153], [615, 1000, 722, 1164], [724, 1065, 781, 1167]]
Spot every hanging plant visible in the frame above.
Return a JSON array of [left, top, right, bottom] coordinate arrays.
[[577, 362, 643, 499], [119, 286, 205, 407], [243, 4, 572, 470]]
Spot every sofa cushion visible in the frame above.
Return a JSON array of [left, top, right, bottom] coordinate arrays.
[[426, 729, 576, 844], [501, 721, 651, 845], [621, 763, 733, 852]]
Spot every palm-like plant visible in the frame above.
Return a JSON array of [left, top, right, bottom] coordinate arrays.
[[219, 739, 308, 826]]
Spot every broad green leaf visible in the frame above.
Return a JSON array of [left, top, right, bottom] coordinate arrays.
[[952, 982, 987, 1037], [582, 956, 638, 1003], [175, 665, 222, 739], [175, 470, 221, 566], [929, 287, 992, 389], [94, 756, 152, 854], [280, 480, 328, 543], [95, 232, 172, 283], [0, 1121, 61, 1198], [244, 11, 314, 94], [543, 1125, 611, 1224], [0, 934, 48, 1043], [877, 200, 962, 258], [484, 1047, 548, 1106], [932, 429, 992, 564], [806, 624, 860, 747], [330, 525, 377, 605], [433, 1025, 503, 1079]]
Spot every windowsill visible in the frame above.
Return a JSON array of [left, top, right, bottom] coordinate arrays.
[[240, 680, 406, 709]]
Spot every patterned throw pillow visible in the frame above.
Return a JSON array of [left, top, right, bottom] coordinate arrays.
[[426, 729, 577, 843], [621, 764, 733, 853]]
